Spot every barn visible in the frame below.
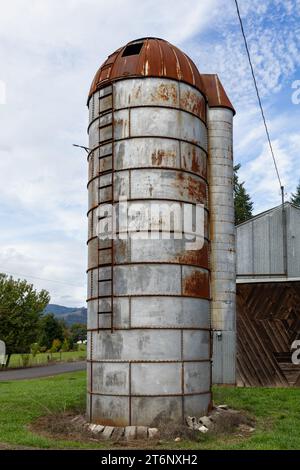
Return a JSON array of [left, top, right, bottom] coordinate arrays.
[[236, 202, 300, 387]]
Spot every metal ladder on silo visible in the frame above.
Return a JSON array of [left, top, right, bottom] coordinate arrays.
[[97, 85, 115, 334]]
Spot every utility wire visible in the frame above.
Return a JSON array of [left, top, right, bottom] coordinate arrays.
[[0, 268, 82, 288], [234, 0, 284, 198]]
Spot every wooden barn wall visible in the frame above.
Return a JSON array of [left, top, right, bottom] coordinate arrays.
[[237, 282, 300, 387]]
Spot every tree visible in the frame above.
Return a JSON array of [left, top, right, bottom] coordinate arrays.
[[50, 339, 62, 353], [70, 323, 87, 344], [61, 338, 70, 352], [291, 180, 300, 206], [0, 274, 50, 367], [38, 313, 64, 350], [234, 164, 254, 225]]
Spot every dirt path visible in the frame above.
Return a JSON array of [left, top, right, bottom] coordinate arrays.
[[0, 361, 86, 381]]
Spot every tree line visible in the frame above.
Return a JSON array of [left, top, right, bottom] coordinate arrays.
[[0, 274, 86, 367]]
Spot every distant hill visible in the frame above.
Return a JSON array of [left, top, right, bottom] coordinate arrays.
[[44, 304, 87, 326]]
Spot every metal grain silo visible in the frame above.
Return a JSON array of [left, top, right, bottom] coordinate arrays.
[[86, 38, 235, 426]]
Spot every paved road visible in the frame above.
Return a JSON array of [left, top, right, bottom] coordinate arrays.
[[0, 361, 86, 381]]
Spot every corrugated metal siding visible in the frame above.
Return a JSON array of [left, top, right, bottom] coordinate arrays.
[[288, 205, 300, 277], [237, 204, 300, 278], [212, 331, 236, 385]]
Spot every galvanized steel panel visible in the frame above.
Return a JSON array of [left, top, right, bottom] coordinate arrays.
[[182, 330, 210, 360], [212, 331, 236, 385], [131, 363, 181, 395], [92, 362, 129, 394], [91, 395, 129, 426], [130, 297, 210, 329], [91, 330, 181, 361], [131, 396, 182, 426], [114, 264, 181, 296], [130, 107, 207, 148], [88, 120, 99, 149], [184, 394, 211, 418], [184, 362, 211, 393]]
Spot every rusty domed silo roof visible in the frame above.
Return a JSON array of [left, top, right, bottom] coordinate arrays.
[[88, 37, 205, 100]]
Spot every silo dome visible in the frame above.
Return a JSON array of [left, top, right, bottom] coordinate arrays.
[[88, 37, 205, 100]]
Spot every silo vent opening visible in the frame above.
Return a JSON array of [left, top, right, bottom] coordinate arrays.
[[122, 42, 144, 57]]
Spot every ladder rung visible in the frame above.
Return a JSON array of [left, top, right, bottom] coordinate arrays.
[[99, 184, 112, 190], [98, 311, 112, 314], [98, 278, 112, 282]]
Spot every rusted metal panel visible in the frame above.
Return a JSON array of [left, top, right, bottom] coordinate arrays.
[[236, 282, 300, 387], [115, 138, 180, 170], [181, 142, 207, 178], [88, 38, 205, 101], [126, 238, 209, 268], [182, 266, 210, 298], [201, 74, 235, 114], [179, 82, 206, 122], [125, 168, 207, 204], [114, 78, 179, 109]]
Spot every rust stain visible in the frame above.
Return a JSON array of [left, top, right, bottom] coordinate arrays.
[[183, 269, 210, 298], [150, 83, 178, 104], [180, 90, 206, 121], [134, 85, 142, 99], [174, 172, 206, 202], [151, 149, 176, 166], [178, 243, 209, 267], [191, 146, 200, 173], [91, 417, 128, 427]]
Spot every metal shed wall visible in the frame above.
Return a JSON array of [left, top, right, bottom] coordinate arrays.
[[237, 203, 300, 279]]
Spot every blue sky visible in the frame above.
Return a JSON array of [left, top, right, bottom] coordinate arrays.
[[0, 0, 299, 306]]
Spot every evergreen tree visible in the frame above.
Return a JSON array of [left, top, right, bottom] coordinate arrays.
[[234, 164, 254, 225], [291, 180, 300, 206], [38, 313, 64, 350]]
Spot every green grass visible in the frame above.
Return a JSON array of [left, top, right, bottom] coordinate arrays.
[[0, 372, 300, 449], [8, 350, 86, 369]]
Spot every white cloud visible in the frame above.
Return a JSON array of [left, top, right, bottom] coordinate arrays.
[[0, 0, 219, 306]]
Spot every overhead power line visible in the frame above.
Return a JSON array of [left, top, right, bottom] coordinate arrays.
[[0, 268, 82, 288], [234, 0, 284, 200]]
